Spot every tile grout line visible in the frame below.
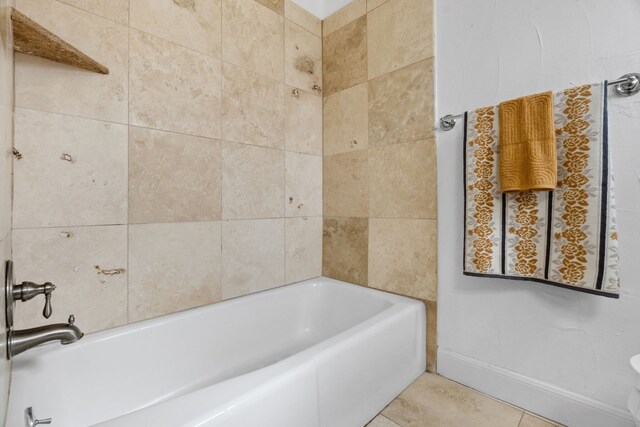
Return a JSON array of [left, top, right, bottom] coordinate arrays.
[[364, 5, 370, 285], [52, 0, 125, 26], [126, 0, 130, 325], [381, 414, 401, 427], [11, 215, 325, 232], [323, 54, 435, 99], [322, 3, 365, 40], [282, 7, 287, 286], [15, 105, 322, 157], [324, 136, 437, 158], [10, 11, 15, 266], [285, 13, 321, 42], [366, 0, 387, 15], [220, 0, 225, 297], [320, 9, 325, 277]]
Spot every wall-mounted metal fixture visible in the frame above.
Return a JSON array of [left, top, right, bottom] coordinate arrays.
[[438, 73, 640, 131], [439, 113, 463, 132], [24, 406, 52, 426], [4, 260, 84, 359], [611, 73, 640, 97], [5, 261, 55, 327], [12, 281, 55, 319]]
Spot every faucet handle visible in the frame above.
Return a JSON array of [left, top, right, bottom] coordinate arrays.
[[12, 281, 56, 319], [43, 293, 52, 319], [68, 314, 75, 325]]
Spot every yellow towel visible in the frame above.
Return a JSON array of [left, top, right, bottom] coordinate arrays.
[[499, 91, 557, 192]]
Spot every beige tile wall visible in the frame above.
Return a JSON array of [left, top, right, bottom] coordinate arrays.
[[10, 0, 437, 373], [11, 0, 323, 333], [322, 0, 437, 371]]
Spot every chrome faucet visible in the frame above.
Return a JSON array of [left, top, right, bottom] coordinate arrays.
[[8, 314, 83, 358], [4, 260, 84, 359]]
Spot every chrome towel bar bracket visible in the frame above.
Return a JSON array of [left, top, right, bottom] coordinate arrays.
[[438, 72, 640, 131], [611, 72, 640, 97]]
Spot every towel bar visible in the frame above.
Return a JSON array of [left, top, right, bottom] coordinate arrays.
[[438, 72, 640, 131]]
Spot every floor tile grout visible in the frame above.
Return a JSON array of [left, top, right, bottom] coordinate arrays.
[[376, 373, 564, 427]]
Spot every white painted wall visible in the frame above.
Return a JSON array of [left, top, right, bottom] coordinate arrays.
[[291, 0, 353, 19], [436, 0, 640, 425]]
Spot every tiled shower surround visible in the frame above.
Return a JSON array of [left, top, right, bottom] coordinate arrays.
[[321, 0, 437, 370], [12, 0, 323, 331], [11, 0, 436, 370]]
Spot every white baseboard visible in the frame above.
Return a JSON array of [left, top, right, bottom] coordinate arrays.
[[437, 349, 635, 427]]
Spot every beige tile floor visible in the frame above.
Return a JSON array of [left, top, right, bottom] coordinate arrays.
[[367, 373, 564, 427]]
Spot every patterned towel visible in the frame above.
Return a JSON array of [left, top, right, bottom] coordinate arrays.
[[462, 82, 620, 298]]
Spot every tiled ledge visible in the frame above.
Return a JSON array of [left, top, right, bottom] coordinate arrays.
[[11, 7, 109, 74]]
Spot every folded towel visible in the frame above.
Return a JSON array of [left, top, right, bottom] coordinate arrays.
[[499, 91, 557, 192], [463, 82, 620, 298]]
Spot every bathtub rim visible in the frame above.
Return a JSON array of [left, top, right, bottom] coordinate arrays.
[[13, 276, 424, 360]]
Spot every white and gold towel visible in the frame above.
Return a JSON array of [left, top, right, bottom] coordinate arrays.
[[462, 82, 620, 298]]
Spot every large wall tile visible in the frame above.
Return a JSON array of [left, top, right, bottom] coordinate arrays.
[[129, 29, 222, 138], [323, 150, 368, 217], [369, 139, 437, 219], [285, 152, 322, 217], [129, 127, 221, 224], [286, 217, 322, 283], [13, 109, 127, 228], [12, 225, 128, 333], [323, 216, 368, 286], [222, 142, 284, 219], [221, 219, 285, 299], [368, 59, 434, 147], [323, 82, 368, 156], [323, 15, 367, 96], [58, 0, 129, 24], [222, 0, 284, 81], [368, 218, 437, 300], [285, 86, 322, 155], [130, 0, 222, 58], [222, 63, 285, 149], [15, 0, 128, 124], [367, 0, 434, 79], [323, 0, 366, 37], [129, 222, 221, 322], [255, 0, 283, 15], [285, 20, 322, 95], [284, 0, 321, 37]]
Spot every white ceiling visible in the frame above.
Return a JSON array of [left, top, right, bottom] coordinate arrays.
[[291, 0, 354, 20]]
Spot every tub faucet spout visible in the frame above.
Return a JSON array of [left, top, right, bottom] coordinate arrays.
[[8, 314, 84, 358]]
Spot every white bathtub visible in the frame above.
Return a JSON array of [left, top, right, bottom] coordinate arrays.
[[7, 277, 426, 427]]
